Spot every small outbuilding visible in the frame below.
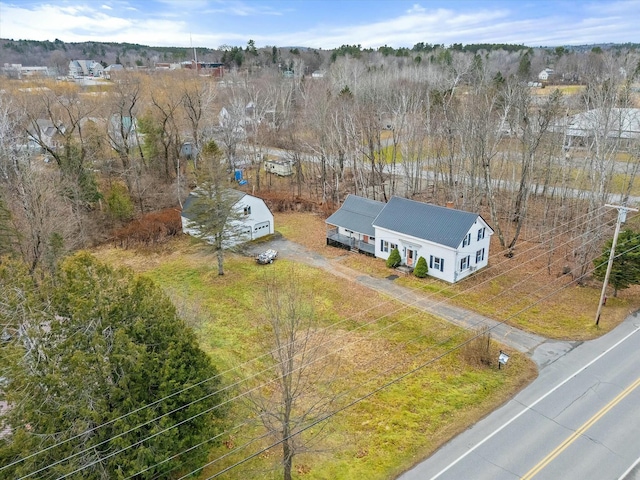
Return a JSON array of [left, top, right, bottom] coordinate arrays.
[[181, 189, 274, 247], [264, 159, 293, 176]]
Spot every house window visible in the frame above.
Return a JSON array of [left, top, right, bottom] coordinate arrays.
[[430, 255, 444, 272], [477, 227, 486, 241], [381, 241, 397, 253], [243, 206, 251, 215], [460, 255, 470, 270], [462, 233, 471, 247], [476, 248, 485, 263]]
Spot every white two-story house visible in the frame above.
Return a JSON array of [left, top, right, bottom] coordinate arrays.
[[327, 195, 493, 283]]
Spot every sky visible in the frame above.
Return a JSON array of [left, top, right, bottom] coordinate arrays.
[[0, 0, 639, 50]]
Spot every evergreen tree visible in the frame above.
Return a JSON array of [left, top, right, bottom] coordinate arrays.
[[0, 253, 223, 479], [414, 256, 429, 278], [593, 229, 640, 297], [517, 51, 531, 79], [386, 247, 401, 268]]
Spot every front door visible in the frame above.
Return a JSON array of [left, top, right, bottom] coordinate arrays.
[[407, 249, 415, 267]]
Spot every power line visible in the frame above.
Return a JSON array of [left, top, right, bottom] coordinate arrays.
[[129, 216, 627, 479], [10, 206, 615, 477], [193, 249, 636, 479], [18, 206, 608, 473]]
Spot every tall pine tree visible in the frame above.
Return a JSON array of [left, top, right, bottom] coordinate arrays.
[[0, 253, 224, 479], [593, 229, 640, 297]]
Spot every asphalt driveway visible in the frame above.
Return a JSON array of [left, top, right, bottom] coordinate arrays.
[[244, 235, 577, 368]]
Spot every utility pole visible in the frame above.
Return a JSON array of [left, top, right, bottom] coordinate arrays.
[[595, 204, 638, 326]]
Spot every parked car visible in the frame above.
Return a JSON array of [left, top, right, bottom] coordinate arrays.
[[256, 249, 278, 264]]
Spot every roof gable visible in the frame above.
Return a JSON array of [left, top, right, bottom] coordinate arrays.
[[325, 194, 385, 237], [181, 189, 248, 220], [373, 196, 480, 248]]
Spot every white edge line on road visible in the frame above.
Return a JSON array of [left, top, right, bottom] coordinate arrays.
[[618, 454, 640, 480], [428, 324, 640, 480]]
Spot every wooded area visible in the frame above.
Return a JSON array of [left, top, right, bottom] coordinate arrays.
[[1, 39, 640, 479], [1, 43, 639, 279]]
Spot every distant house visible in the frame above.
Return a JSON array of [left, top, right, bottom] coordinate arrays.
[[538, 68, 554, 82], [22, 66, 49, 77], [68, 60, 104, 78], [108, 114, 139, 149], [103, 64, 124, 79], [2, 63, 49, 79], [181, 189, 274, 247], [182, 61, 224, 77], [553, 108, 640, 148], [218, 101, 263, 137], [27, 119, 65, 151], [326, 195, 493, 283]]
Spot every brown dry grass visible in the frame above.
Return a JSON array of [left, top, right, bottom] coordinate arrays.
[[274, 211, 348, 259], [93, 224, 538, 480], [273, 213, 640, 341]]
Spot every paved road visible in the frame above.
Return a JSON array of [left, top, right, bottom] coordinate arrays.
[[249, 237, 640, 479], [261, 146, 640, 206], [398, 313, 640, 480]]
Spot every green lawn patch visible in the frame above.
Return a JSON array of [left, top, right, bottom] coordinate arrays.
[[96, 240, 536, 479]]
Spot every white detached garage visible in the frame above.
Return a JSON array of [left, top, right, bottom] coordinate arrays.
[[181, 189, 274, 247]]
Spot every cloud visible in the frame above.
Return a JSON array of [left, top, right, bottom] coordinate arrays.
[[202, 1, 284, 16], [0, 0, 637, 50], [407, 3, 426, 14], [280, 7, 512, 49], [0, 3, 131, 41]]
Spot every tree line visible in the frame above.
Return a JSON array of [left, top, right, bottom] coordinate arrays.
[[1, 42, 640, 479], [0, 45, 639, 277]]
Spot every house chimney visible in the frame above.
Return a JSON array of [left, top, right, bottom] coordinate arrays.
[[446, 201, 454, 209]]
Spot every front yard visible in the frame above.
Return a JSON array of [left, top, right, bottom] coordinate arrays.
[[94, 232, 536, 479], [89, 208, 640, 478]]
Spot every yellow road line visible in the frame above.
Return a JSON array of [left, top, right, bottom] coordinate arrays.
[[521, 376, 640, 480]]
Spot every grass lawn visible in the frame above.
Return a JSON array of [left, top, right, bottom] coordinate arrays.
[[93, 235, 536, 480], [272, 212, 640, 340], [395, 237, 640, 340], [89, 209, 640, 478]]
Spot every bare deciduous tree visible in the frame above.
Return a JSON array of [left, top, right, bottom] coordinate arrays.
[[247, 268, 339, 480]]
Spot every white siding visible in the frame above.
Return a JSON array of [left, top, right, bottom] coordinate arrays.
[[181, 193, 274, 247], [374, 226, 458, 283], [374, 216, 493, 284]]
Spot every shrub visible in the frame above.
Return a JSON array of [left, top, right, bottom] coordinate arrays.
[[113, 208, 182, 248], [462, 325, 494, 367], [414, 256, 428, 277], [386, 247, 401, 268], [106, 183, 134, 221]]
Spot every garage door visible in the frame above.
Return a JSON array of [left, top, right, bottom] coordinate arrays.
[[253, 221, 270, 239]]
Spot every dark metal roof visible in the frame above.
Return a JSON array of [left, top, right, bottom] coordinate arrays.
[[372, 196, 482, 248], [325, 194, 384, 237], [181, 189, 246, 221]]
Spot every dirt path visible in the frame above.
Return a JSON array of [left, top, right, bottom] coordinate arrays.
[[247, 237, 578, 369]]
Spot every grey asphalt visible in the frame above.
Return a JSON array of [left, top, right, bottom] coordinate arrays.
[[247, 236, 576, 369], [249, 236, 640, 478], [398, 313, 640, 480]]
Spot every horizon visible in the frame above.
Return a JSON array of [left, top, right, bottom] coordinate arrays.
[[1, 0, 639, 50]]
